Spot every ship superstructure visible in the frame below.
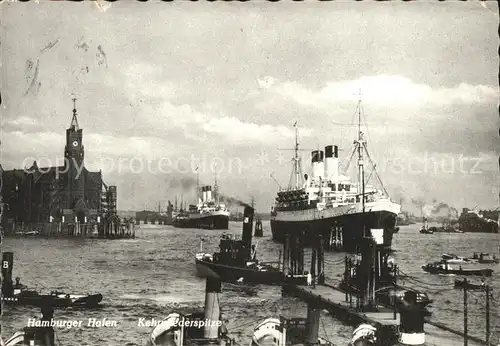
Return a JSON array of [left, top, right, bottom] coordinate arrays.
[[270, 98, 400, 252]]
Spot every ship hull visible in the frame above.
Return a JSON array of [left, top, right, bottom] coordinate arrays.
[[2, 292, 103, 308], [174, 214, 229, 230], [459, 220, 498, 233], [270, 202, 399, 252]]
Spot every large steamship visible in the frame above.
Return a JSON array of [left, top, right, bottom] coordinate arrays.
[[270, 99, 401, 252], [173, 184, 230, 230]]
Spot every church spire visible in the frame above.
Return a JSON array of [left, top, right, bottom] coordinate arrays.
[[70, 97, 79, 131]]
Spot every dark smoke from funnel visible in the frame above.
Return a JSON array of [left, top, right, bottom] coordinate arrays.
[[218, 194, 251, 208], [165, 176, 197, 191]]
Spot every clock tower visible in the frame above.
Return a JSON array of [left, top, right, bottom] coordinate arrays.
[[64, 98, 86, 210]]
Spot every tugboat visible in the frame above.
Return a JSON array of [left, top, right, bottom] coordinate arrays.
[[270, 100, 401, 253], [2, 252, 103, 308], [147, 276, 234, 346], [419, 218, 434, 234], [251, 317, 332, 346], [422, 261, 493, 277], [254, 218, 263, 237], [195, 207, 286, 285]]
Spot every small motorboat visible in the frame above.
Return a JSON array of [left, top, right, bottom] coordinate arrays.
[[441, 253, 471, 264], [251, 317, 332, 346], [454, 278, 485, 290], [422, 261, 493, 277]]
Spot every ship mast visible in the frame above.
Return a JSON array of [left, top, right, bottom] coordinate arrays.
[[293, 122, 300, 189], [355, 90, 366, 215], [195, 166, 200, 203], [213, 164, 218, 203]]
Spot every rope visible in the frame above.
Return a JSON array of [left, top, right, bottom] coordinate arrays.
[[397, 269, 451, 287], [321, 318, 336, 345]]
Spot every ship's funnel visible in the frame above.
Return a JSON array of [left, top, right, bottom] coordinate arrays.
[[203, 276, 222, 339], [242, 206, 254, 260], [207, 186, 212, 201], [311, 150, 324, 180], [2, 252, 14, 297], [202, 186, 208, 202], [324, 145, 339, 180]]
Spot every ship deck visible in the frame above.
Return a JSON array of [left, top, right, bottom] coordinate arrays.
[[283, 283, 488, 346]]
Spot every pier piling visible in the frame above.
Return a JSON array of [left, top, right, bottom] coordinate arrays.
[[305, 299, 321, 344], [204, 276, 222, 339], [283, 235, 290, 275], [464, 279, 468, 346]]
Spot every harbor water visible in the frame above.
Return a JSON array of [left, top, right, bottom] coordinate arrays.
[[2, 222, 500, 345]]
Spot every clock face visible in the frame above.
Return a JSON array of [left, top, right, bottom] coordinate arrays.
[[72, 140, 78, 147]]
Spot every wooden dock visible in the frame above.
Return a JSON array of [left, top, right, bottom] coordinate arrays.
[[283, 283, 489, 346]]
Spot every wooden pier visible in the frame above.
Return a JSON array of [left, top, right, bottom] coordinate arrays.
[[283, 283, 488, 346], [281, 230, 493, 346]]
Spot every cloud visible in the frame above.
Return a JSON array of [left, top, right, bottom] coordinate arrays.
[[202, 116, 312, 144], [258, 75, 497, 110]]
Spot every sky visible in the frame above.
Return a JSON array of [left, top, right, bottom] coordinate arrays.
[[1, 1, 498, 215]]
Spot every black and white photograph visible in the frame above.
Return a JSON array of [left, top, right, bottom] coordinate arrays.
[[1, 1, 499, 345]]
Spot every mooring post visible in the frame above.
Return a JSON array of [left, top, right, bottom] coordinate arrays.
[[485, 284, 490, 344], [344, 256, 349, 302], [310, 245, 317, 279], [298, 231, 305, 275], [278, 250, 282, 272], [317, 235, 325, 285], [369, 242, 377, 307], [463, 279, 468, 346], [1, 252, 14, 297], [305, 298, 321, 345], [204, 276, 222, 339]]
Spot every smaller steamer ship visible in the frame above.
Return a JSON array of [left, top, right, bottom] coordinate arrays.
[[458, 208, 499, 233], [174, 184, 230, 230]]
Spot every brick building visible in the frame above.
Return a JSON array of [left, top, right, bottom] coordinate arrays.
[[1, 101, 115, 231]]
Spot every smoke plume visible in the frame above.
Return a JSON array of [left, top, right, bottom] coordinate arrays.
[[218, 194, 251, 208], [418, 201, 459, 220], [166, 176, 197, 191]]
